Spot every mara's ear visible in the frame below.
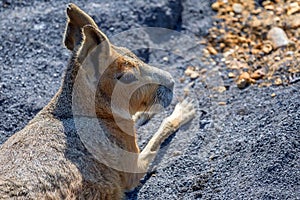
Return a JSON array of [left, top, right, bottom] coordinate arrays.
[[64, 3, 98, 51], [78, 25, 112, 89], [78, 25, 111, 63]]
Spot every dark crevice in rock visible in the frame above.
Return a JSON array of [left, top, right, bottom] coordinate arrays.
[[138, 0, 183, 31]]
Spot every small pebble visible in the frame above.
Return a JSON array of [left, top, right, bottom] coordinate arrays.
[[218, 102, 226, 106], [207, 46, 218, 55], [172, 150, 182, 156], [251, 68, 266, 79], [274, 78, 282, 85], [184, 66, 199, 79], [179, 77, 185, 83], [162, 56, 169, 62], [237, 72, 255, 89], [211, 2, 220, 11], [232, 3, 243, 14], [274, 56, 281, 61], [228, 72, 236, 78], [285, 51, 294, 57], [287, 2, 300, 15]]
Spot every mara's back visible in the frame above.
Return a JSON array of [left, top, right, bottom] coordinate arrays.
[[0, 114, 122, 200]]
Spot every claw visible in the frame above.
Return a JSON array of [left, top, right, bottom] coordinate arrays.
[[182, 98, 189, 104]]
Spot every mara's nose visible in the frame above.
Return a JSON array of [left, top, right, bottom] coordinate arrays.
[[168, 78, 175, 90], [143, 64, 175, 89], [165, 74, 175, 90]]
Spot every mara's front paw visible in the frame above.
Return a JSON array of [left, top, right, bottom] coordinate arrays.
[[168, 98, 196, 128]]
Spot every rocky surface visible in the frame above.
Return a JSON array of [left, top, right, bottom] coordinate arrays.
[[207, 0, 300, 89], [0, 0, 299, 199]]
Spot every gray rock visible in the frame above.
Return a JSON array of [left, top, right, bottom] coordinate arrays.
[[267, 27, 291, 49]]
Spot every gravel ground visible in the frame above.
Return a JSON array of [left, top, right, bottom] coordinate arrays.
[[0, 0, 299, 199]]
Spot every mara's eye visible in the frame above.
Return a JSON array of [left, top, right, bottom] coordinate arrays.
[[115, 72, 138, 84]]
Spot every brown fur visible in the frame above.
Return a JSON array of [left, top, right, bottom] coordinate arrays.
[[0, 4, 195, 199]]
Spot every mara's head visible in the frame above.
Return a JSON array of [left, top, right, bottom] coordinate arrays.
[[64, 4, 174, 123]]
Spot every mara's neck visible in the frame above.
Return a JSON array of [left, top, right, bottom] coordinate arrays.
[[37, 54, 80, 119]]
